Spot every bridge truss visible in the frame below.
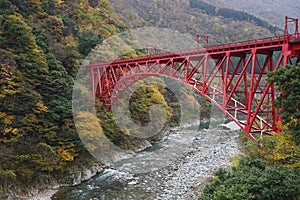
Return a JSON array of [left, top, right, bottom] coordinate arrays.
[[88, 20, 300, 141]]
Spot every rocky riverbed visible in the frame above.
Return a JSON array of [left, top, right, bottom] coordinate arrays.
[[52, 126, 241, 200]]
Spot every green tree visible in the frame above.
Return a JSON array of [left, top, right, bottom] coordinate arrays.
[[268, 63, 300, 142], [78, 30, 102, 56], [199, 157, 300, 200]]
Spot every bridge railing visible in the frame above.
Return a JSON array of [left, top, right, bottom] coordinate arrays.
[[202, 34, 293, 53], [174, 33, 299, 57]]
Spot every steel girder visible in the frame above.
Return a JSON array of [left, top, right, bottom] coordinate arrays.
[[88, 34, 300, 141]]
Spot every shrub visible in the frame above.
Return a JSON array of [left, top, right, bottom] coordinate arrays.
[[199, 157, 300, 200]]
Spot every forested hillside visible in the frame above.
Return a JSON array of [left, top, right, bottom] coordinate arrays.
[[108, 0, 279, 45], [0, 0, 126, 196], [189, 0, 281, 35], [202, 0, 300, 27]]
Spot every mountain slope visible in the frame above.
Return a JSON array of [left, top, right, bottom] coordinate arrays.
[[108, 0, 277, 46], [202, 0, 300, 27], [0, 0, 126, 197]]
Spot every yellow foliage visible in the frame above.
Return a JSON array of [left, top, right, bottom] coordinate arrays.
[[0, 112, 6, 118], [87, 7, 94, 15], [63, 35, 77, 48], [246, 132, 300, 168], [79, 0, 90, 11], [31, 142, 76, 171], [32, 48, 42, 54], [4, 128, 12, 134], [57, 148, 74, 161], [3, 115, 13, 125], [0, 169, 16, 179], [0, 112, 14, 125], [79, 2, 85, 10], [282, 118, 298, 130], [12, 128, 18, 135], [0, 112, 18, 136], [56, 0, 64, 7], [75, 111, 105, 152], [33, 101, 48, 113], [260, 133, 300, 168], [86, 23, 93, 29], [229, 155, 241, 167]]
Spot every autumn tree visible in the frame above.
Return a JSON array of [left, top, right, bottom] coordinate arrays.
[[268, 63, 300, 142]]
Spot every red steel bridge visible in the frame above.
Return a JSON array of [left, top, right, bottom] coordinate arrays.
[[88, 17, 300, 141]]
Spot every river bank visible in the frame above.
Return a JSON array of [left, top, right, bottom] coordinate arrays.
[[8, 159, 103, 200], [9, 140, 152, 200], [52, 126, 241, 200], [14, 121, 242, 200]]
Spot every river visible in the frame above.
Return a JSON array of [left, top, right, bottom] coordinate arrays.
[[52, 126, 241, 200]]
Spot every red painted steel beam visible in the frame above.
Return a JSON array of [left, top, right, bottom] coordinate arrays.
[[88, 33, 300, 141]]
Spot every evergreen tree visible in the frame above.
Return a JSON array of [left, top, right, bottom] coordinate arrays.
[[268, 64, 300, 142]]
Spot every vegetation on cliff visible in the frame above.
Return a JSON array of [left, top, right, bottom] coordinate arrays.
[[0, 0, 126, 196], [199, 64, 300, 199]]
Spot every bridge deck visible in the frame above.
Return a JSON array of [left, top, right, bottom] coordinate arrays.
[[88, 34, 300, 69]]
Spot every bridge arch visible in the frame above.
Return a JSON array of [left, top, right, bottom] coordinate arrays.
[[87, 19, 300, 141]]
